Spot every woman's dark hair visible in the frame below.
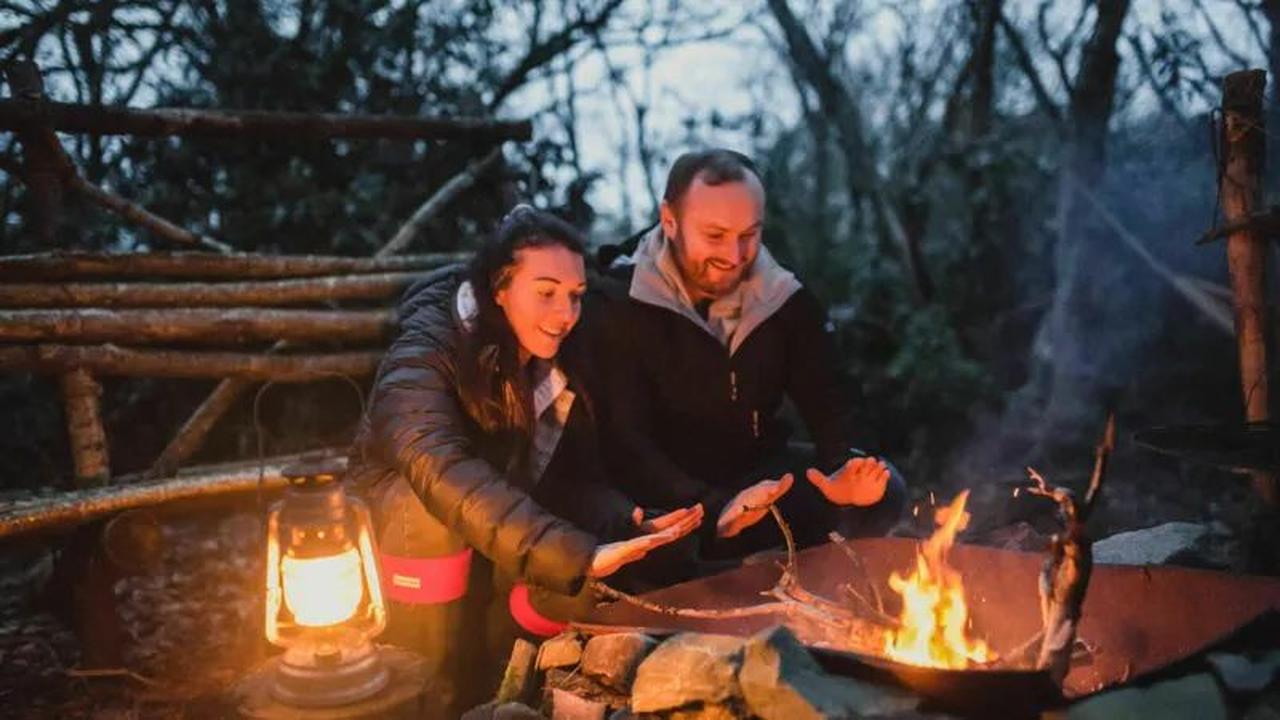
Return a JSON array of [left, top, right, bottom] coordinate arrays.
[[456, 205, 588, 437]]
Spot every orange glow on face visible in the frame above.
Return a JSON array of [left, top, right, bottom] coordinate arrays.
[[883, 490, 994, 669]]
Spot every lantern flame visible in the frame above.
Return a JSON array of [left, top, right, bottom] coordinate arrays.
[[883, 490, 994, 668], [282, 547, 364, 627]]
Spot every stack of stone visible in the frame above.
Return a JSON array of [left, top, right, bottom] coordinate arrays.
[[467, 625, 918, 720]]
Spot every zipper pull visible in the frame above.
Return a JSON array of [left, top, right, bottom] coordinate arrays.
[[730, 371, 738, 401], [752, 410, 760, 438]]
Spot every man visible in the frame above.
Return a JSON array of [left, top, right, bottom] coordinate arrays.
[[594, 149, 905, 562]]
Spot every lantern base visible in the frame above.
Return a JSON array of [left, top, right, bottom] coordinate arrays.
[[236, 646, 426, 719]]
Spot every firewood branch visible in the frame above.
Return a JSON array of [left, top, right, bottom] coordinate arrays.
[[591, 504, 889, 652], [1022, 412, 1114, 683]]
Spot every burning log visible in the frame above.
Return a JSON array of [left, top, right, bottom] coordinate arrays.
[[0, 344, 380, 381], [1024, 413, 1114, 684], [0, 251, 467, 282], [0, 308, 394, 345], [0, 272, 425, 309]]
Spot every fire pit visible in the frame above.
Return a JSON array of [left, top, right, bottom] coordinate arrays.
[[577, 536, 1280, 712]]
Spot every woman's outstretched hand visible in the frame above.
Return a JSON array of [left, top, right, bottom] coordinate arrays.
[[589, 503, 704, 578]]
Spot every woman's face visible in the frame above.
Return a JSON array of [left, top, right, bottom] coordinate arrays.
[[494, 244, 586, 360]]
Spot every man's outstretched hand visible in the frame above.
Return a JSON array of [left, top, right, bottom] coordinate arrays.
[[589, 503, 704, 578], [716, 474, 794, 539], [806, 456, 889, 507]]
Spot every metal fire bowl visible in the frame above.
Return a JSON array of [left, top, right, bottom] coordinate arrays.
[[576, 538, 1280, 709]]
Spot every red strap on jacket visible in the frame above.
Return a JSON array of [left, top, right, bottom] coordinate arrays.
[[379, 548, 472, 604], [508, 583, 567, 637]]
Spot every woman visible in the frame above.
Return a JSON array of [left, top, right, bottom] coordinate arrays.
[[346, 205, 702, 717]]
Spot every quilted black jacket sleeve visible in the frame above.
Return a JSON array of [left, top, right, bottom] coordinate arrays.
[[362, 267, 598, 596]]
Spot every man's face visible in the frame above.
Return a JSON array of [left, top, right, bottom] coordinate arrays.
[[661, 173, 765, 302]]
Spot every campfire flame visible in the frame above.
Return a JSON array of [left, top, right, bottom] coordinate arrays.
[[883, 490, 994, 668]]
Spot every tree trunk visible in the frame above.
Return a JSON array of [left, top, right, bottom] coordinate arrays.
[[0, 344, 381, 381], [765, 0, 934, 304], [0, 251, 466, 281], [0, 272, 424, 308], [1014, 0, 1132, 453], [1221, 69, 1275, 505], [0, 307, 394, 345]]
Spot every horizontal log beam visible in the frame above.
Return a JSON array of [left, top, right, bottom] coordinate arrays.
[[0, 448, 349, 540], [0, 308, 394, 345], [0, 271, 424, 308], [0, 99, 532, 141], [0, 251, 467, 281], [0, 344, 381, 380]]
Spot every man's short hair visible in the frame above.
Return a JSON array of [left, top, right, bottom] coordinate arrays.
[[662, 149, 761, 210]]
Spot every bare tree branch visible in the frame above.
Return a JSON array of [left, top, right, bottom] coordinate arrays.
[[998, 12, 1064, 127]]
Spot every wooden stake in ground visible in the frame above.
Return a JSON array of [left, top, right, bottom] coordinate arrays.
[[59, 368, 110, 487], [1220, 69, 1275, 505]]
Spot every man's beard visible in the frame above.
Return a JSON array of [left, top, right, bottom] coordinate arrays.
[[672, 229, 749, 300]]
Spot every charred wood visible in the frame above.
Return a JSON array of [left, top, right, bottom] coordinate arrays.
[[1025, 413, 1113, 684]]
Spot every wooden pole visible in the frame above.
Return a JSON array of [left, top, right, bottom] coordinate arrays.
[[5, 60, 61, 244], [0, 307, 394, 345], [0, 449, 348, 540], [0, 271, 427, 308], [66, 173, 233, 253], [0, 99, 533, 141], [0, 251, 466, 281], [375, 146, 503, 257], [1221, 69, 1274, 505], [59, 368, 110, 487], [0, 344, 381, 380]]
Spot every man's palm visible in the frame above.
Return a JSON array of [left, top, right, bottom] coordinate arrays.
[[806, 457, 889, 507], [716, 474, 794, 538]]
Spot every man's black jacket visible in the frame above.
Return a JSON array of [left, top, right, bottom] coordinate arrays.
[[589, 248, 858, 516]]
